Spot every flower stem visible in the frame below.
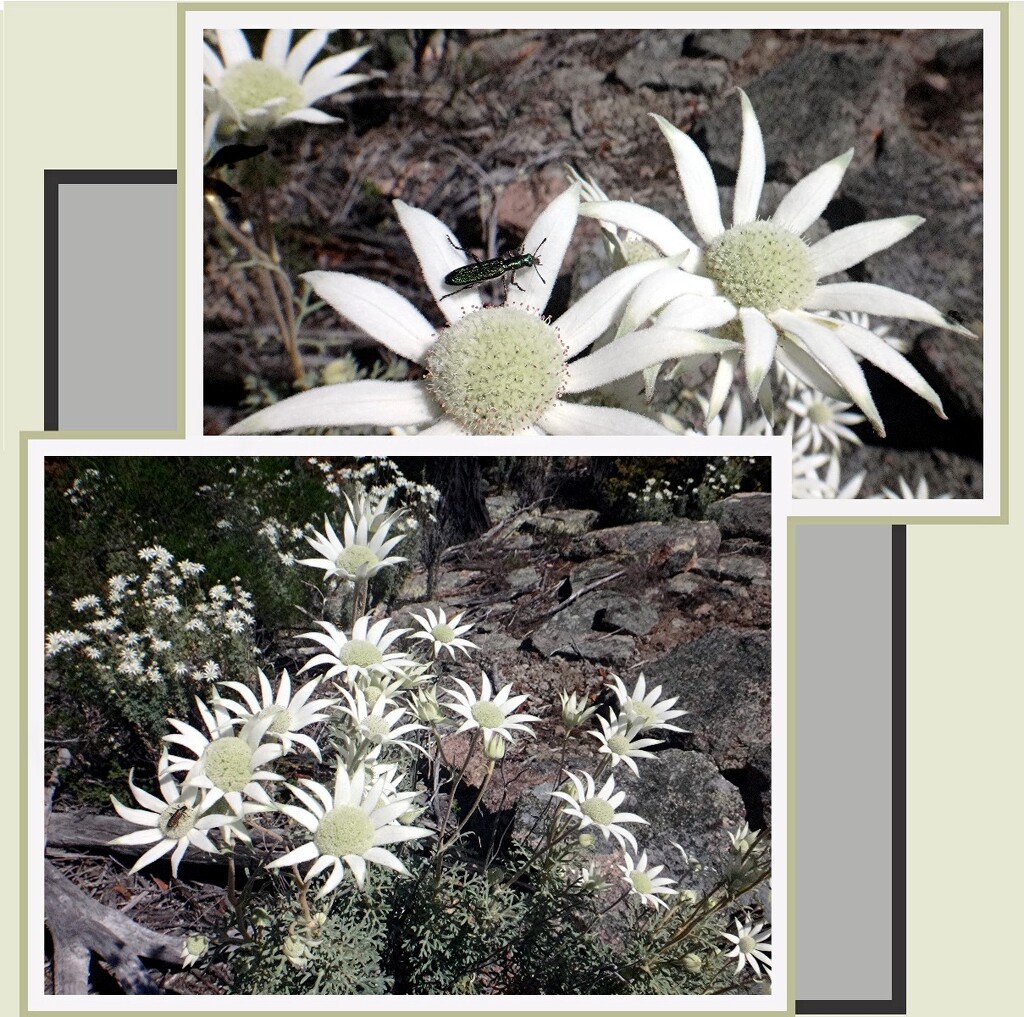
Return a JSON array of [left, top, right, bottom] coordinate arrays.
[[206, 194, 306, 385]]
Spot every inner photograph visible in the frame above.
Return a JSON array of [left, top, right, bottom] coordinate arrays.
[[197, 23, 986, 502], [37, 452, 782, 1001]]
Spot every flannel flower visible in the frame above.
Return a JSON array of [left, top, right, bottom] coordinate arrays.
[[300, 615, 413, 686], [620, 850, 678, 909], [446, 671, 540, 754], [109, 755, 246, 876], [162, 697, 283, 813], [548, 770, 647, 851], [590, 714, 663, 776], [268, 766, 432, 893], [722, 919, 772, 979], [298, 495, 407, 582], [213, 668, 335, 760], [579, 90, 974, 436], [408, 607, 478, 660], [227, 185, 736, 436], [204, 29, 373, 135]]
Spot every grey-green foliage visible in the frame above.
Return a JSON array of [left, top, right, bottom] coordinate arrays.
[[228, 884, 392, 995]]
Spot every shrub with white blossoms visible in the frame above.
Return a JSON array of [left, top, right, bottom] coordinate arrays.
[[98, 488, 771, 995], [46, 546, 257, 690]]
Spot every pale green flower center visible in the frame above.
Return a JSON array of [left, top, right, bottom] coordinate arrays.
[[159, 802, 196, 837], [218, 60, 305, 122], [807, 402, 833, 426], [337, 639, 383, 668], [630, 870, 654, 894], [363, 685, 383, 710], [581, 797, 615, 826], [432, 623, 456, 643], [738, 935, 757, 954], [315, 804, 375, 857], [425, 306, 567, 435], [704, 221, 815, 315], [607, 734, 632, 756], [471, 700, 507, 730], [630, 701, 658, 724], [257, 703, 292, 735], [202, 736, 254, 793], [363, 715, 391, 743], [336, 544, 379, 575]]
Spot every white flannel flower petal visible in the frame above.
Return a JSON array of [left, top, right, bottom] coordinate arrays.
[[606, 672, 689, 735], [619, 850, 678, 909], [722, 919, 772, 979], [548, 770, 647, 851], [227, 185, 737, 436], [214, 668, 336, 760], [878, 475, 952, 500], [579, 90, 975, 436], [109, 755, 254, 876], [408, 607, 478, 660], [445, 671, 540, 753], [300, 614, 414, 686], [204, 30, 374, 135], [267, 766, 432, 893]]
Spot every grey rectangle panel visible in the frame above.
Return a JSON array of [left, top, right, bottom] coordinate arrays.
[[50, 175, 177, 431], [794, 525, 903, 1009]]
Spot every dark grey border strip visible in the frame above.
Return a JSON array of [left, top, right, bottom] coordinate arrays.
[[796, 525, 907, 1015], [42, 170, 177, 431]]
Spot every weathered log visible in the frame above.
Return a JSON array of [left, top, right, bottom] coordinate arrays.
[[45, 810, 268, 874], [45, 860, 183, 994]]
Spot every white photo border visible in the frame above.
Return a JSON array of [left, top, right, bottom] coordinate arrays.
[[28, 434, 789, 1011], [187, 7, 1001, 519]]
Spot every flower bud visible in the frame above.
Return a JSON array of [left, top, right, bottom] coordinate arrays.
[[181, 934, 208, 968], [483, 733, 506, 760], [282, 934, 311, 969], [560, 689, 598, 728], [578, 832, 595, 848], [411, 688, 444, 724], [683, 953, 702, 973]]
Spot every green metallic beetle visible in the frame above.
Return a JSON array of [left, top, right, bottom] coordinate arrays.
[[440, 236, 547, 301]]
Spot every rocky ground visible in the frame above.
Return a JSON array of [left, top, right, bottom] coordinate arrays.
[[45, 490, 773, 994], [204, 27, 985, 496]]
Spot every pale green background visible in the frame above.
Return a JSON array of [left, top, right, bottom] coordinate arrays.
[[3, 2, 1020, 1014]]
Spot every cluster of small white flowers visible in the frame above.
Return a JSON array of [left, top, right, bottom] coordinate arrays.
[[254, 516, 310, 567], [45, 629, 91, 657], [45, 552, 256, 692], [63, 468, 101, 508], [626, 476, 692, 522]]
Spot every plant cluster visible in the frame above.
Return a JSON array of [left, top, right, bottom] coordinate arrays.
[[44, 456, 440, 797], [95, 483, 772, 995], [204, 29, 974, 499]]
